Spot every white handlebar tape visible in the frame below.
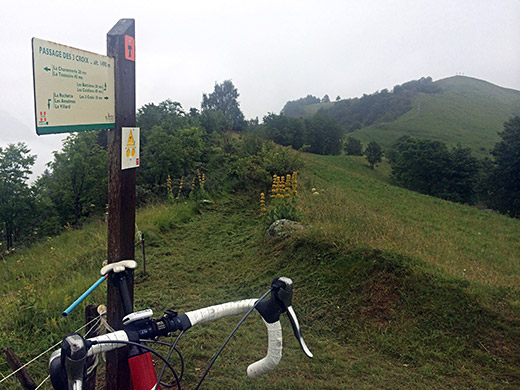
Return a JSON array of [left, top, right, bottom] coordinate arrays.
[[246, 320, 283, 379], [184, 299, 257, 326], [87, 330, 129, 356], [184, 299, 283, 378], [82, 300, 284, 379]]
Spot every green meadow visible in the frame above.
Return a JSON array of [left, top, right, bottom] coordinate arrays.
[[1, 152, 519, 389]]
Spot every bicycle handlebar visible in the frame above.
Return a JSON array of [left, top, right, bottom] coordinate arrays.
[[49, 302, 283, 389], [183, 299, 284, 378], [49, 275, 312, 389]]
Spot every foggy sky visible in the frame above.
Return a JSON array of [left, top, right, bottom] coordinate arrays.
[[1, 0, 519, 178]]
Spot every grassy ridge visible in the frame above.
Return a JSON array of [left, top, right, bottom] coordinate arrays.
[[1, 153, 519, 389], [302, 154, 520, 288], [349, 76, 520, 156]]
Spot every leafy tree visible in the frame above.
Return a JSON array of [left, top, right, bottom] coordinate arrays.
[[47, 132, 108, 225], [390, 136, 480, 203], [137, 99, 186, 131], [391, 137, 450, 195], [201, 80, 246, 132], [489, 116, 520, 216], [199, 109, 232, 134], [322, 94, 330, 103], [139, 124, 205, 194], [444, 144, 480, 203], [281, 95, 321, 117], [304, 111, 344, 155], [0, 143, 36, 249], [306, 77, 442, 132], [262, 111, 344, 155], [336, 95, 341, 101], [189, 107, 200, 118], [31, 169, 61, 237], [344, 137, 363, 156], [365, 141, 383, 169], [262, 113, 305, 150]]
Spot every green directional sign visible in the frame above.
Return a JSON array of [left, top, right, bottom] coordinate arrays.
[[32, 38, 116, 135]]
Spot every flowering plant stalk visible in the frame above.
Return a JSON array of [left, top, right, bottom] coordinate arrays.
[[167, 174, 175, 203], [261, 172, 301, 223]]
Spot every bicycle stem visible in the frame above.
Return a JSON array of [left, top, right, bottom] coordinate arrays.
[[109, 270, 134, 316]]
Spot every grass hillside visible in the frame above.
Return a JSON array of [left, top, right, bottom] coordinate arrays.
[[1, 152, 519, 389], [349, 76, 520, 156]]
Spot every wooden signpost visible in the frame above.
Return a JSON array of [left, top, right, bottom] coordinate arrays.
[[32, 18, 138, 389], [106, 18, 136, 390]]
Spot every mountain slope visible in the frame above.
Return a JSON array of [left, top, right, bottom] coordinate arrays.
[[348, 76, 520, 155]]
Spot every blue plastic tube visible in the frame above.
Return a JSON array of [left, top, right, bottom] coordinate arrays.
[[62, 275, 107, 317]]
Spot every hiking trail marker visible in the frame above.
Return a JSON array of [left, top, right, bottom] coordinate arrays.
[[122, 127, 139, 170], [32, 38, 115, 135]]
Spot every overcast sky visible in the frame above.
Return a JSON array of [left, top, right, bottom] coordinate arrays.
[[1, 0, 519, 178]]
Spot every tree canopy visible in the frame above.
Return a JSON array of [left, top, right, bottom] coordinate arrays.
[[489, 116, 520, 216], [282, 77, 442, 132], [262, 112, 344, 155], [201, 80, 246, 132], [137, 99, 186, 130], [47, 132, 108, 225], [344, 137, 363, 156], [263, 113, 305, 150], [281, 95, 321, 117], [0, 143, 35, 249], [304, 112, 344, 155], [390, 136, 480, 203], [364, 141, 383, 169]]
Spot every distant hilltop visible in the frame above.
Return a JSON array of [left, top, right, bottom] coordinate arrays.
[[281, 76, 520, 155]]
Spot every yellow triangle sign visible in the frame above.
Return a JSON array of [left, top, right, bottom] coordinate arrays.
[[126, 130, 135, 147]]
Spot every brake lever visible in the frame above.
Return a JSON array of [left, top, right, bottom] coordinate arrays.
[[49, 333, 89, 390], [256, 277, 313, 358], [274, 277, 313, 358]]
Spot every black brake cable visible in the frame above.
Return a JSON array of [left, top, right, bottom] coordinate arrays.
[[90, 339, 181, 390], [195, 288, 272, 390], [147, 331, 186, 389]]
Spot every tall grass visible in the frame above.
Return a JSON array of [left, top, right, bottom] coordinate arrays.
[[0, 221, 108, 387], [0, 202, 198, 388]]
